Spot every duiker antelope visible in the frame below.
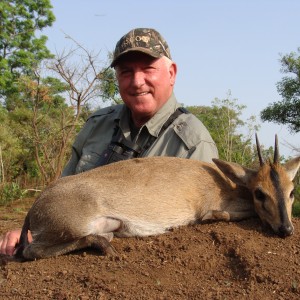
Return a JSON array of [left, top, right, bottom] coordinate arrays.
[[16, 135, 300, 260]]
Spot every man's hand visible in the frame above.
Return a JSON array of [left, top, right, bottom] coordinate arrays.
[[0, 229, 24, 256]]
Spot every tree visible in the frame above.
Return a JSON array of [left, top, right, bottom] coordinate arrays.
[[0, 103, 24, 183], [188, 92, 260, 166], [6, 40, 120, 185], [98, 67, 122, 104], [261, 48, 300, 133], [0, 0, 55, 98], [8, 69, 73, 185], [1, 25, 121, 187]]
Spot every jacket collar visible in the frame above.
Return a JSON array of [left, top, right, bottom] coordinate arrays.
[[117, 93, 180, 138]]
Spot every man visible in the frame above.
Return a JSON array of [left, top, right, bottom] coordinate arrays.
[[0, 28, 218, 256]]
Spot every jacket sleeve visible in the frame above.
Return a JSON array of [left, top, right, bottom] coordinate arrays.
[[61, 117, 96, 177], [173, 113, 219, 163], [61, 105, 121, 176], [61, 148, 80, 177], [186, 139, 219, 162]]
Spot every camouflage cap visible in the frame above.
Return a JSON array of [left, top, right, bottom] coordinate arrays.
[[111, 28, 171, 67]]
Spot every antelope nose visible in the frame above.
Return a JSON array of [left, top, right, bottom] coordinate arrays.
[[278, 224, 294, 238]]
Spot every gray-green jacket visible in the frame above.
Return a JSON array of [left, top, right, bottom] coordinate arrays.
[[62, 94, 218, 176]]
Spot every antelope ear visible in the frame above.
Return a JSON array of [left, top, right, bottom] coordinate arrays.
[[212, 158, 257, 187], [284, 156, 300, 181]]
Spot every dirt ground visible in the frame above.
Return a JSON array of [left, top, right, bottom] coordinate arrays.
[[1, 198, 300, 300]]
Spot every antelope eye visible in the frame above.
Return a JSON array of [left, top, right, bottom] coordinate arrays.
[[290, 189, 295, 199], [254, 188, 266, 202]]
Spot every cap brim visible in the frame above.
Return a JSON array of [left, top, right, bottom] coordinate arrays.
[[111, 48, 161, 67]]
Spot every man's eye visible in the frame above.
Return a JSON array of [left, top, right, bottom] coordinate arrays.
[[119, 70, 131, 75], [144, 66, 156, 71]]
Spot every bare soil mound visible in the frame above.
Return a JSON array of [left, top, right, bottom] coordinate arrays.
[[1, 198, 300, 299]]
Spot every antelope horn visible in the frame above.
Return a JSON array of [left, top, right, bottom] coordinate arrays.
[[255, 133, 264, 166], [274, 134, 279, 163]]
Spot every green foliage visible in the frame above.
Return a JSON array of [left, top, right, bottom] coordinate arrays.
[[6, 73, 76, 183], [0, 0, 55, 97], [293, 201, 300, 217], [0, 182, 26, 205], [98, 67, 122, 104], [293, 173, 300, 217], [261, 48, 300, 133], [0, 104, 26, 181], [1, 30, 119, 186], [188, 93, 260, 166]]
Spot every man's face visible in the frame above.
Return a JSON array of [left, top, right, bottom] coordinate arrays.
[[115, 52, 177, 126]]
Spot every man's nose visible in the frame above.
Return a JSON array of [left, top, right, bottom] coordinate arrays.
[[131, 71, 145, 87]]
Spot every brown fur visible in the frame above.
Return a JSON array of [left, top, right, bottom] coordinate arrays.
[[16, 155, 300, 260]]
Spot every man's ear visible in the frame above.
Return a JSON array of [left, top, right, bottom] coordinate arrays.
[[169, 62, 177, 86]]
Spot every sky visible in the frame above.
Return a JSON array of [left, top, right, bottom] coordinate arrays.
[[43, 0, 300, 157]]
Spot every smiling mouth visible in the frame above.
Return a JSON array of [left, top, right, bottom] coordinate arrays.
[[132, 91, 149, 96]]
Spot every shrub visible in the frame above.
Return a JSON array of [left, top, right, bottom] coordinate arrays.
[[0, 182, 26, 206], [293, 185, 300, 217]]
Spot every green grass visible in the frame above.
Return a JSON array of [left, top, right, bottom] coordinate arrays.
[[293, 199, 300, 217]]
